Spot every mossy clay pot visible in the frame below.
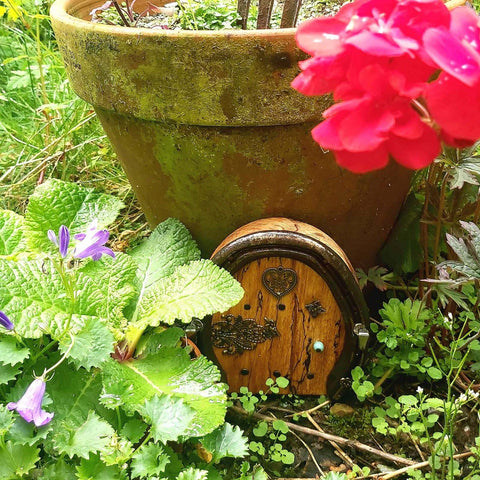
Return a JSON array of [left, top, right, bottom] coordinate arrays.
[[50, 0, 413, 268]]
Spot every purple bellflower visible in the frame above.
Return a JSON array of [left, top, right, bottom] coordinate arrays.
[[74, 222, 115, 261], [0, 311, 13, 330], [7, 377, 54, 427], [47, 225, 70, 258]]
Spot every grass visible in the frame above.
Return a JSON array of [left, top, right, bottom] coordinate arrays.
[[0, 1, 146, 242]]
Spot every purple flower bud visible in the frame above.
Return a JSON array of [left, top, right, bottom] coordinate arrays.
[[47, 225, 70, 258], [7, 378, 54, 427], [0, 311, 13, 330], [74, 223, 115, 261]]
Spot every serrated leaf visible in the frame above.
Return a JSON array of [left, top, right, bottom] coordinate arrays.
[[24, 179, 123, 254], [42, 460, 77, 479], [76, 253, 138, 335], [137, 259, 244, 327], [6, 415, 52, 446], [141, 394, 196, 443], [121, 418, 146, 443], [76, 454, 128, 480], [0, 336, 30, 366], [178, 467, 208, 480], [102, 349, 227, 437], [201, 422, 248, 462], [131, 442, 169, 478], [0, 405, 14, 438], [0, 210, 27, 257], [53, 411, 115, 459], [0, 364, 20, 385], [0, 441, 39, 479], [128, 219, 201, 316], [0, 257, 129, 340], [59, 317, 115, 370], [0, 258, 71, 338], [47, 364, 103, 424]]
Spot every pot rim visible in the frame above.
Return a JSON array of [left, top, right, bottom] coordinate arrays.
[[50, 0, 298, 39]]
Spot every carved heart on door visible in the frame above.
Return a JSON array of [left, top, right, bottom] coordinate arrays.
[[262, 266, 297, 299]]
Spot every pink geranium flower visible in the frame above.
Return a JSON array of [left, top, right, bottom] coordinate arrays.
[[292, 0, 480, 173], [312, 63, 440, 172]]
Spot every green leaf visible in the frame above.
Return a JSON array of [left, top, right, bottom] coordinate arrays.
[[0, 336, 30, 366], [6, 417, 52, 446], [0, 441, 39, 479], [427, 367, 443, 380], [380, 194, 423, 274], [53, 411, 115, 459], [0, 256, 131, 340], [47, 363, 103, 424], [41, 460, 77, 479], [275, 376, 289, 389], [121, 418, 146, 444], [24, 179, 123, 254], [102, 349, 227, 437], [76, 454, 128, 480], [272, 420, 289, 434], [0, 405, 14, 438], [398, 395, 418, 407], [178, 467, 209, 480], [76, 253, 138, 336], [140, 394, 196, 443], [59, 317, 115, 370], [200, 422, 248, 462], [0, 364, 20, 385], [0, 210, 27, 257], [128, 218, 201, 318], [136, 259, 244, 326], [130, 442, 169, 479]]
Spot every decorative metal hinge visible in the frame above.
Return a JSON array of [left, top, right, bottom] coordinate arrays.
[[211, 314, 280, 355], [262, 266, 297, 299], [353, 323, 369, 350]]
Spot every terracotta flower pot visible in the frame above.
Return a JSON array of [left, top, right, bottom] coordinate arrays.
[[50, 0, 412, 268]]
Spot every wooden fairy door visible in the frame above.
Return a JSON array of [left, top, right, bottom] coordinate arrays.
[[201, 218, 369, 396]]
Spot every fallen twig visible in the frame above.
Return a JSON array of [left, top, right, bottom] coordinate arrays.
[[374, 451, 473, 480], [231, 405, 416, 467], [305, 412, 355, 468]]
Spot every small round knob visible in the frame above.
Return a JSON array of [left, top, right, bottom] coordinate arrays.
[[313, 341, 324, 352]]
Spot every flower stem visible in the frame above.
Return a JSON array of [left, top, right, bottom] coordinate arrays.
[[42, 333, 75, 377]]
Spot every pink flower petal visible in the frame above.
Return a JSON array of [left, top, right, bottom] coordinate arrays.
[[295, 17, 346, 56], [426, 73, 480, 141], [334, 146, 390, 173], [338, 102, 395, 151], [388, 123, 441, 170], [424, 26, 480, 86], [450, 7, 480, 50], [312, 118, 343, 150], [345, 31, 405, 56]]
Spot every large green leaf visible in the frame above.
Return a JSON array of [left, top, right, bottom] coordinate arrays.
[[136, 259, 244, 327], [200, 423, 248, 462], [140, 395, 196, 443], [0, 210, 26, 258], [127, 218, 201, 321], [24, 179, 123, 254], [76, 253, 138, 336], [102, 348, 227, 437], [0, 336, 30, 366], [0, 255, 135, 339], [59, 317, 115, 370], [131, 442, 169, 479], [0, 441, 39, 479], [53, 411, 115, 459]]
